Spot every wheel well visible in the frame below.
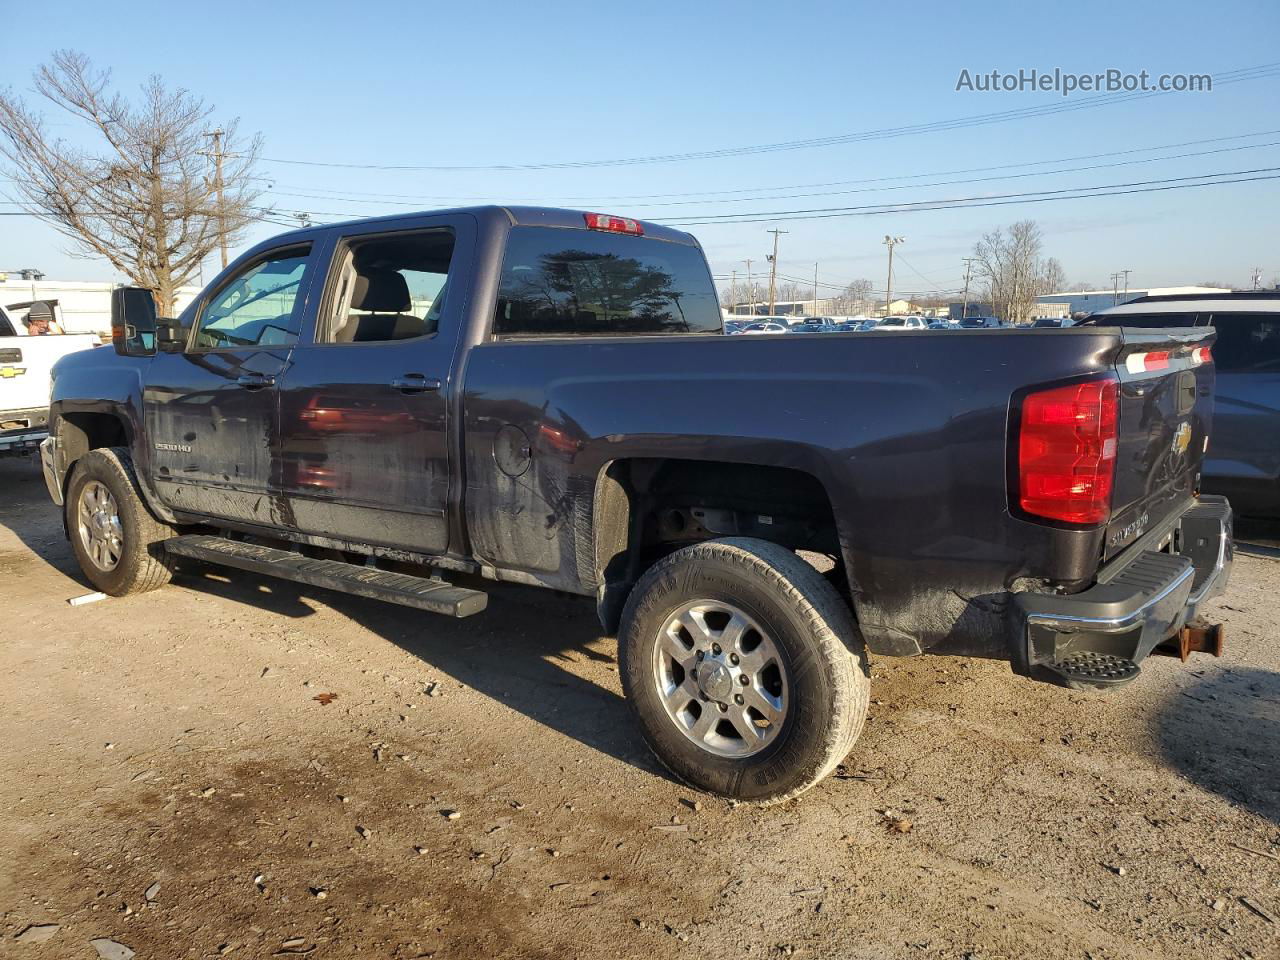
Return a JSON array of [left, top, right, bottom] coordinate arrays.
[[59, 412, 128, 472], [594, 458, 844, 632]]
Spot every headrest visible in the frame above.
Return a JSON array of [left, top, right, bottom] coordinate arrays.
[[350, 269, 411, 313]]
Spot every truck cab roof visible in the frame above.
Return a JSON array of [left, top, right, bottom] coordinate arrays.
[[250, 206, 700, 254]]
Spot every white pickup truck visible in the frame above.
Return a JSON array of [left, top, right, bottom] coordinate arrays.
[[0, 303, 100, 457]]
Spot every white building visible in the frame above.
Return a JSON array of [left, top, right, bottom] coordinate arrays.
[[0, 276, 202, 335], [1036, 286, 1232, 318]]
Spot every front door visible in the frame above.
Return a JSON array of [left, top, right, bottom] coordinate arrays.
[[275, 218, 471, 554], [146, 244, 316, 525]]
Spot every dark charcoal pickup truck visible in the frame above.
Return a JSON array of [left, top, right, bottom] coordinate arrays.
[[40, 206, 1232, 802]]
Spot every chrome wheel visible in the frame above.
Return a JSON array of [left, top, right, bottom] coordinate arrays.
[[77, 480, 123, 572], [651, 600, 788, 758]]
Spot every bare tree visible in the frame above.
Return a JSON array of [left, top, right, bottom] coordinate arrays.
[[971, 220, 1066, 326], [0, 51, 265, 313], [831, 278, 874, 314], [722, 279, 766, 313], [1041, 257, 1067, 295]]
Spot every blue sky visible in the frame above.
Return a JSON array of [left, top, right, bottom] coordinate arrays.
[[2, 0, 1278, 298]]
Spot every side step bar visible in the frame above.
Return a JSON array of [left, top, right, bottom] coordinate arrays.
[[164, 534, 488, 618]]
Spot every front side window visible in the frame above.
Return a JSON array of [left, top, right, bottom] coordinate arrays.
[[195, 248, 311, 350], [1206, 313, 1280, 373], [493, 227, 721, 337]]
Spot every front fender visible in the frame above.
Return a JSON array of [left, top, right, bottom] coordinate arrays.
[[48, 353, 174, 523]]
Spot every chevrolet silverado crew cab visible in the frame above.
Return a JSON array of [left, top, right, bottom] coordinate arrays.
[[40, 207, 1232, 802]]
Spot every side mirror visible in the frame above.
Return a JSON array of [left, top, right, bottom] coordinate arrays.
[[111, 287, 158, 357]]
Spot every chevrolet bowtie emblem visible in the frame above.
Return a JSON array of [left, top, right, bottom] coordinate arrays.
[[1172, 421, 1192, 456], [0, 365, 26, 379]]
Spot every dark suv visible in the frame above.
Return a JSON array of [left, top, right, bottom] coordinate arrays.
[[1087, 291, 1280, 517]]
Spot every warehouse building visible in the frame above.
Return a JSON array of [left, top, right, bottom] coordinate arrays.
[[1035, 285, 1231, 317]]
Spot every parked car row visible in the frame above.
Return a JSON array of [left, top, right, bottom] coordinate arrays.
[[723, 314, 1023, 334]]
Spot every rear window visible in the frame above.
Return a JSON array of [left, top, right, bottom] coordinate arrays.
[[1204, 312, 1280, 372], [493, 227, 721, 337]]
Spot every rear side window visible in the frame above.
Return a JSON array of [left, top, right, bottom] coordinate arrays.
[[1205, 312, 1280, 372], [493, 227, 721, 337]]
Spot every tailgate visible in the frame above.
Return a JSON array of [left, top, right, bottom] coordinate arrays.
[[1103, 328, 1216, 560]]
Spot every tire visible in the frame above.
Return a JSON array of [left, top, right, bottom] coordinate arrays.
[[618, 537, 869, 804], [65, 447, 175, 596]]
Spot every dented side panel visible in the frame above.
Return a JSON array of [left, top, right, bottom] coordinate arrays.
[[460, 330, 1126, 654]]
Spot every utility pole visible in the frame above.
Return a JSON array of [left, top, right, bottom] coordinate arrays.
[[1121, 269, 1132, 300], [730, 269, 737, 315], [1110, 272, 1122, 305], [883, 236, 904, 315], [961, 257, 976, 320], [744, 259, 756, 315], [204, 129, 228, 269], [813, 262, 819, 317], [766, 229, 787, 315]]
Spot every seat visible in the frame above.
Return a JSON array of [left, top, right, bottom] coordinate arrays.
[[333, 269, 424, 343]]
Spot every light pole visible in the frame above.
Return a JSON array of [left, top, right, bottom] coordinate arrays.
[[883, 236, 904, 315], [766, 229, 788, 315], [961, 257, 976, 320]]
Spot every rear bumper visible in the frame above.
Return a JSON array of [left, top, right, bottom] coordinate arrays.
[[1013, 495, 1232, 685], [0, 408, 48, 458]]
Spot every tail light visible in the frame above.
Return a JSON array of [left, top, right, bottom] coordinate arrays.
[[1018, 378, 1119, 525], [583, 213, 644, 236]]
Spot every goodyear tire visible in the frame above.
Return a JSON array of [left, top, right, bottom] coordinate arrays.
[[65, 447, 175, 596], [619, 537, 869, 803]]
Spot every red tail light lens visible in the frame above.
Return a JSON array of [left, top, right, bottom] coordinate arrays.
[[1018, 378, 1119, 525], [583, 213, 644, 235]]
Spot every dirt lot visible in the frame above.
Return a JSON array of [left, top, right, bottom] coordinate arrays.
[[1, 455, 1277, 960]]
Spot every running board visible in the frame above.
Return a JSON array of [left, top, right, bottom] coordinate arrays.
[[164, 534, 487, 618]]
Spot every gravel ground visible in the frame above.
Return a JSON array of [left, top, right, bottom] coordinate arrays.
[[1, 454, 1277, 960]]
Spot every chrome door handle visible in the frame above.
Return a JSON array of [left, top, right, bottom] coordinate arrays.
[[236, 373, 276, 389], [391, 374, 441, 394]]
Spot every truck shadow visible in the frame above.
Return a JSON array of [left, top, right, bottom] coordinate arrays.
[[0, 455, 88, 581], [1155, 666, 1280, 825], [171, 564, 665, 782]]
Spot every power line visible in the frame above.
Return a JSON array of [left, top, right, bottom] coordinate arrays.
[[664, 165, 1280, 225], [254, 135, 1280, 213], [250, 128, 1280, 204], [251, 63, 1280, 172]]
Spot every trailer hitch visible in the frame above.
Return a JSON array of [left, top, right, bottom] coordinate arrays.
[[1154, 621, 1225, 662]]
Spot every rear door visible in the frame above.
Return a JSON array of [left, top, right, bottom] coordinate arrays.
[[1103, 328, 1217, 559], [274, 214, 474, 554]]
